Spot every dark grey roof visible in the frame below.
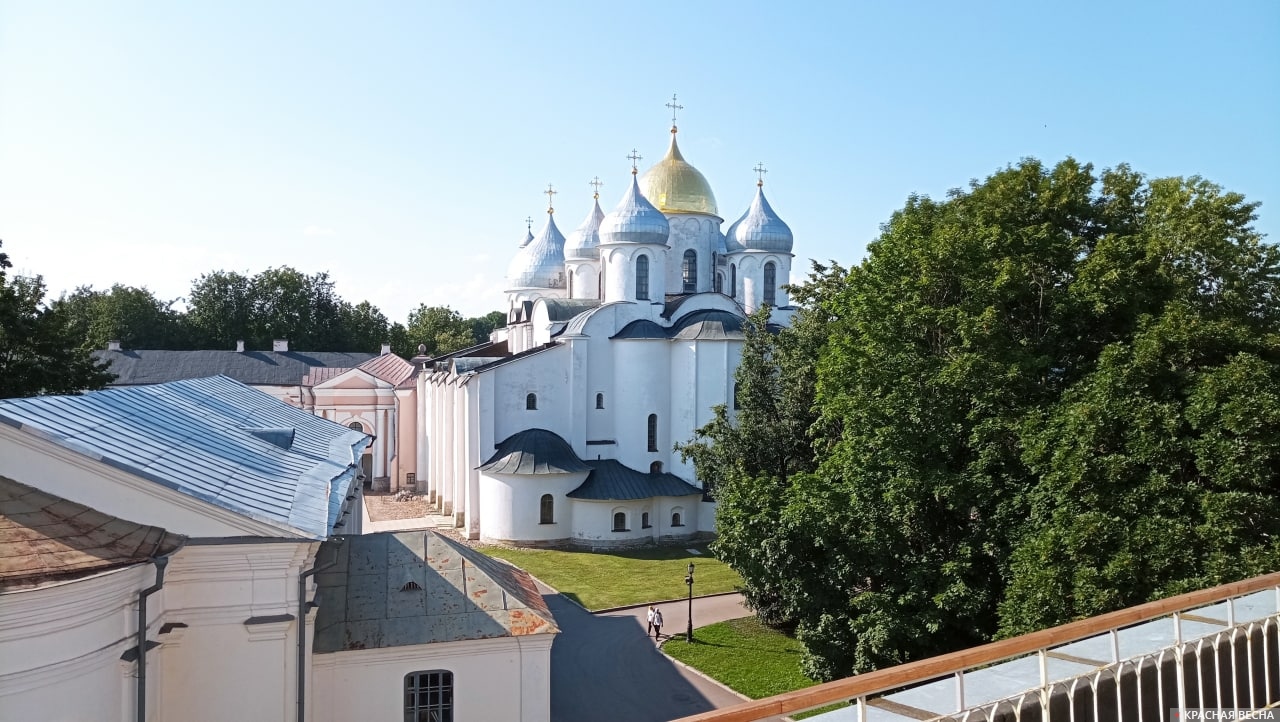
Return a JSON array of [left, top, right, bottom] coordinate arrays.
[[94, 350, 378, 386], [670, 309, 747, 340], [312, 531, 557, 653], [479, 428, 591, 475], [611, 319, 668, 340], [568, 459, 703, 501], [540, 298, 601, 322], [0, 376, 369, 539]]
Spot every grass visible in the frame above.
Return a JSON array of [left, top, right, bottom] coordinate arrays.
[[663, 617, 844, 719], [478, 543, 741, 610]]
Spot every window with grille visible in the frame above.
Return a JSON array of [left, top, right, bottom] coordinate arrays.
[[540, 494, 554, 524], [595, 393, 604, 409], [730, 264, 736, 298], [635, 255, 650, 300], [764, 262, 777, 306], [405, 670, 453, 722], [682, 250, 697, 293], [647, 414, 658, 452], [613, 512, 627, 532], [526, 393, 537, 410]]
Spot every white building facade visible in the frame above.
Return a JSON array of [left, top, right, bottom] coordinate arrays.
[[419, 120, 797, 547]]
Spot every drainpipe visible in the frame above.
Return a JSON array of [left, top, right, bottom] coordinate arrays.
[[297, 544, 341, 722], [136, 557, 169, 722]]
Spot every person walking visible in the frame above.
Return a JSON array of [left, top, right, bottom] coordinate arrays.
[[652, 607, 664, 640], [646, 605, 655, 637]]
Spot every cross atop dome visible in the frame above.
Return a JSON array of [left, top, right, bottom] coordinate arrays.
[[525, 216, 533, 232], [627, 149, 643, 175], [754, 163, 768, 187], [666, 93, 683, 133], [589, 176, 603, 199], [544, 184, 556, 214]]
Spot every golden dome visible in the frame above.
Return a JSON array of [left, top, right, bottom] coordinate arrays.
[[639, 131, 719, 217]]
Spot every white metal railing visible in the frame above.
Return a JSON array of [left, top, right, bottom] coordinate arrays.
[[673, 573, 1280, 722]]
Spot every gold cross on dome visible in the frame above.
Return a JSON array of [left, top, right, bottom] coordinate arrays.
[[754, 163, 768, 186], [665, 93, 683, 129], [544, 184, 557, 213], [627, 149, 643, 174], [589, 176, 603, 199]]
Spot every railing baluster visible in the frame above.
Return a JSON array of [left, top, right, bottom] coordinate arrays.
[[955, 669, 965, 712], [1135, 658, 1144, 722], [1175, 612, 1188, 714], [1245, 622, 1255, 709], [856, 695, 866, 722], [1196, 639, 1207, 713]]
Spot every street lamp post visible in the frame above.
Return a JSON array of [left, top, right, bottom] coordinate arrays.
[[685, 562, 695, 643]]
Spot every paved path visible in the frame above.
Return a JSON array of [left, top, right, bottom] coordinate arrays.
[[544, 587, 767, 722]]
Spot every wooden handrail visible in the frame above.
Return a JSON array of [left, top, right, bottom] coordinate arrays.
[[674, 571, 1280, 722]]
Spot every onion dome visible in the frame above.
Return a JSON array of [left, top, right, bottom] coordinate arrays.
[[599, 173, 670, 246], [518, 228, 534, 249], [727, 183, 793, 253], [564, 195, 605, 260], [639, 130, 718, 216], [507, 212, 567, 289]]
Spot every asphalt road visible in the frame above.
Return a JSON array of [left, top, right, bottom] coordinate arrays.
[[544, 590, 755, 722]]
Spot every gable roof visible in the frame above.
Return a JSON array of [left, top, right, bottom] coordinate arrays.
[[312, 530, 557, 653], [94, 350, 378, 387], [0, 476, 185, 591], [0, 376, 369, 539], [356, 354, 415, 386], [568, 459, 703, 501]]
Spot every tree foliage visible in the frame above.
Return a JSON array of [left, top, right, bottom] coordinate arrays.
[[0, 240, 113, 397], [52, 284, 189, 350], [685, 159, 1280, 681]]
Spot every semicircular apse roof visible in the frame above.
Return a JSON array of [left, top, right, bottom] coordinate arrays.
[[479, 428, 590, 475]]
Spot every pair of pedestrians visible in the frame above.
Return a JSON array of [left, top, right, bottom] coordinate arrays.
[[646, 605, 664, 640]]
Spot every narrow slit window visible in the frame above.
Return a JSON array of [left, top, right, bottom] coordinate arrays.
[[635, 255, 650, 300], [647, 414, 658, 452], [526, 393, 537, 410]]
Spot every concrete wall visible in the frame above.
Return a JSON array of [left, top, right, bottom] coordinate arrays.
[[312, 635, 554, 722]]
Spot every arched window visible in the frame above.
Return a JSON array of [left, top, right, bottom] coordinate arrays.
[[526, 393, 537, 410], [733, 382, 741, 410], [568, 270, 574, 297], [764, 261, 777, 306], [635, 254, 650, 300], [647, 414, 658, 452], [595, 393, 605, 409], [405, 671, 453, 721], [540, 494, 554, 524], [682, 250, 697, 293], [730, 263, 737, 298], [714, 272, 723, 294], [642, 512, 651, 529], [347, 421, 365, 433], [612, 512, 627, 532], [650, 461, 663, 474], [671, 511, 683, 527]]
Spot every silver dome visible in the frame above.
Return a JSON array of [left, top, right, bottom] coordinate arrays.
[[599, 174, 670, 246], [507, 213, 567, 289], [730, 185, 793, 253], [518, 227, 534, 248], [564, 197, 605, 260]]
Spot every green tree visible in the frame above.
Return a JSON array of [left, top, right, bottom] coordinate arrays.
[[336, 300, 392, 353], [52, 284, 188, 350], [186, 270, 253, 349], [689, 159, 1280, 682], [402, 304, 477, 357], [0, 240, 113, 397], [467, 310, 506, 345]]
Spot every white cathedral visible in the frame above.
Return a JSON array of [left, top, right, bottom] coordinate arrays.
[[419, 114, 796, 547]]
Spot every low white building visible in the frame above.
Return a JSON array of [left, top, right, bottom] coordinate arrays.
[[0, 376, 556, 722], [421, 118, 797, 547]]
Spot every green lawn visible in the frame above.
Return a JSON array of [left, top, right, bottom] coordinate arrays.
[[663, 617, 843, 719], [478, 544, 741, 610]]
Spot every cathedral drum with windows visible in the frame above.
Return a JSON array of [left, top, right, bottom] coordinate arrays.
[[418, 108, 796, 547]]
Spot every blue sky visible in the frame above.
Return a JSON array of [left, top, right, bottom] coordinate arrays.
[[2, 1, 1277, 322]]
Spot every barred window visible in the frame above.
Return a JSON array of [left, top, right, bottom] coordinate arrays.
[[647, 414, 658, 452], [764, 262, 777, 306], [636, 255, 650, 300], [682, 250, 697, 293], [405, 670, 453, 722], [540, 494, 554, 524]]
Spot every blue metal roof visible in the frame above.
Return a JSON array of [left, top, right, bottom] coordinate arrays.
[[0, 376, 369, 539]]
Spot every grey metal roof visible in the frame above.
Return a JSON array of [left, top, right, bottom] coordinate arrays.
[[479, 428, 591, 475], [507, 212, 567, 289], [726, 184, 793, 253], [0, 475, 185, 590], [312, 531, 557, 653], [561, 301, 636, 337], [540, 298, 601, 322], [564, 196, 605, 260], [94, 350, 378, 387], [599, 173, 670, 247], [568, 460, 703, 501], [669, 309, 747, 340], [611, 319, 669, 340], [0, 376, 368, 539]]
